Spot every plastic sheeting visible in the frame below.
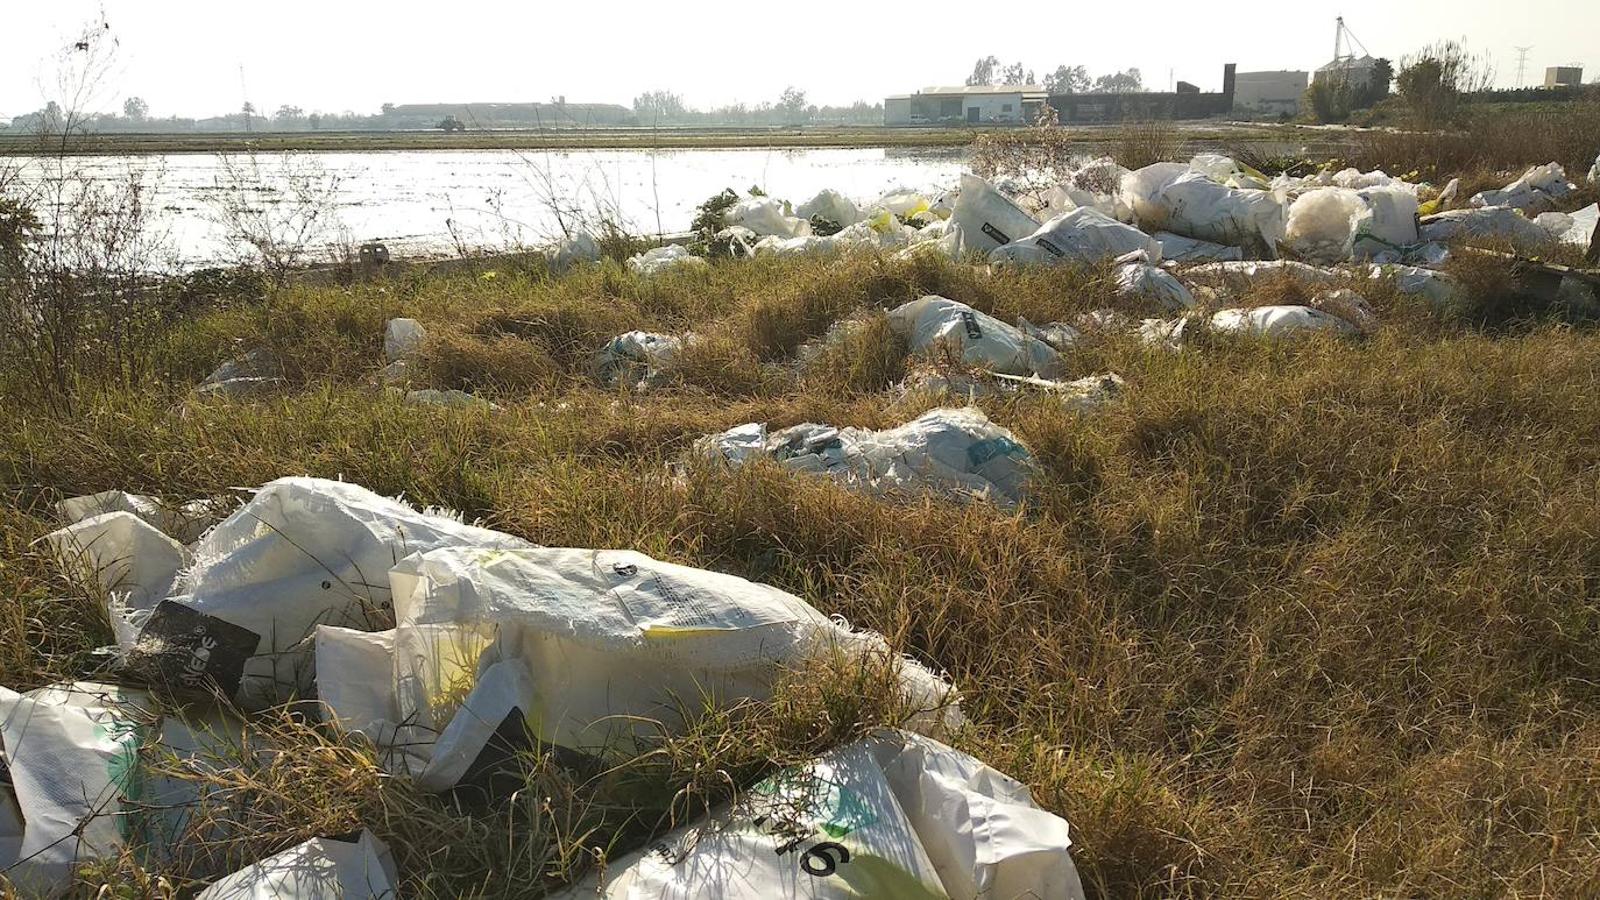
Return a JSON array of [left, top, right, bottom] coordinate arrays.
[[988, 207, 1162, 267], [700, 407, 1035, 509], [195, 831, 398, 899], [383, 318, 425, 363], [1419, 207, 1554, 251], [725, 197, 813, 239], [626, 244, 708, 277], [1115, 254, 1194, 311], [797, 189, 865, 228], [1372, 264, 1457, 307], [1470, 163, 1575, 214], [551, 233, 602, 272], [887, 296, 1063, 378], [553, 730, 1085, 900], [1120, 165, 1286, 256], [592, 331, 686, 389], [1154, 231, 1242, 263], [56, 489, 217, 545], [1210, 305, 1359, 339]]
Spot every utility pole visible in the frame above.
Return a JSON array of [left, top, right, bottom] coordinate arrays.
[[1514, 46, 1532, 88]]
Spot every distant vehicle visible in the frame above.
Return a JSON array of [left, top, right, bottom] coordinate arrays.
[[437, 115, 466, 133]]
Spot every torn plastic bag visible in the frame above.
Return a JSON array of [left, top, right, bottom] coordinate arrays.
[[550, 232, 601, 272], [1210, 305, 1358, 339], [1419, 207, 1554, 251], [0, 682, 240, 897], [1115, 254, 1193, 311], [626, 244, 707, 277], [950, 174, 1040, 256], [45, 512, 190, 648], [1188, 153, 1270, 190], [1187, 259, 1341, 285], [700, 407, 1035, 509], [1139, 316, 1193, 351], [1154, 231, 1242, 263], [897, 369, 1125, 413], [370, 548, 957, 777], [57, 489, 218, 545], [199, 349, 285, 400], [592, 331, 686, 389], [552, 729, 1085, 900], [725, 197, 812, 239], [1538, 203, 1598, 248], [1121, 166, 1286, 256], [887, 296, 1063, 378], [1284, 186, 1424, 263], [1372, 264, 1457, 307], [140, 477, 531, 708], [383, 318, 425, 363], [797, 189, 864, 228], [988, 206, 1161, 267], [1355, 187, 1421, 259], [1470, 163, 1575, 214], [195, 830, 397, 899]]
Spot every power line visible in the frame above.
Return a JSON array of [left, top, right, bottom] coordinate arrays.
[[1514, 46, 1533, 88]]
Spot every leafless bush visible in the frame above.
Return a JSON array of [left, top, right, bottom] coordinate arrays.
[[204, 151, 347, 283]]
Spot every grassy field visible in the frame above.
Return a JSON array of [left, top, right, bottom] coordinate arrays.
[[0, 122, 1318, 156], [4, 242, 1600, 896]]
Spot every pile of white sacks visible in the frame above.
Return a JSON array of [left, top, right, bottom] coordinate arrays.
[[18, 476, 1086, 897]]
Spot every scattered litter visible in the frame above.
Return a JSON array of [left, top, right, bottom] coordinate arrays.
[[626, 244, 709, 277], [989, 207, 1162, 267], [1420, 207, 1554, 251], [196, 377, 287, 400], [592, 331, 686, 389], [1138, 316, 1193, 350], [1311, 288, 1380, 334], [317, 549, 957, 787], [1115, 252, 1193, 310], [404, 388, 498, 409], [196, 831, 398, 899], [1017, 318, 1084, 351], [1074, 308, 1135, 333], [1186, 259, 1341, 284], [896, 367, 1124, 411], [0, 682, 239, 895], [383, 318, 426, 363], [45, 513, 189, 647], [1210, 305, 1359, 338], [1121, 164, 1286, 256], [550, 232, 602, 272], [1470, 163, 1575, 214], [887, 296, 1063, 378], [1282, 186, 1418, 263], [700, 407, 1035, 509], [797, 189, 864, 228], [1372, 264, 1458, 307], [951, 174, 1040, 256], [1189, 153, 1270, 190], [724, 197, 812, 239], [129, 477, 532, 709], [553, 730, 1085, 900], [872, 188, 936, 220], [57, 489, 218, 544], [1536, 203, 1599, 248], [198, 349, 285, 399], [1154, 231, 1242, 263]]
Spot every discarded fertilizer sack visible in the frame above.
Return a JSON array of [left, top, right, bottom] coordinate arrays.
[[1120, 163, 1286, 256], [315, 548, 957, 788], [1420, 207, 1554, 252], [0, 682, 241, 897], [553, 729, 1085, 900], [45, 512, 190, 647], [195, 831, 397, 899], [950, 174, 1041, 256], [887, 296, 1063, 378], [699, 407, 1035, 509], [592, 330, 688, 389], [1209, 305, 1359, 339], [988, 206, 1162, 268], [1114, 252, 1193, 311], [626, 244, 708, 277], [1470, 163, 1575, 215], [122, 477, 532, 709], [897, 367, 1126, 412], [57, 489, 218, 545], [1282, 187, 1419, 263]]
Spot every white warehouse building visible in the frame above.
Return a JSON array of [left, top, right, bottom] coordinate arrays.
[[1232, 70, 1309, 116], [885, 85, 1047, 126]]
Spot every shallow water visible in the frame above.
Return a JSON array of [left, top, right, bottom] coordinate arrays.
[[7, 147, 972, 267]]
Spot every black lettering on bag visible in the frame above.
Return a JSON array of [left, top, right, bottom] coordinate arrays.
[[1036, 238, 1065, 257], [125, 600, 260, 697], [980, 222, 1011, 245], [801, 842, 850, 877], [960, 310, 983, 340]]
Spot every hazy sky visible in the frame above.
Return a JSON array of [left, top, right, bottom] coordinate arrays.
[[3, 0, 1596, 120]]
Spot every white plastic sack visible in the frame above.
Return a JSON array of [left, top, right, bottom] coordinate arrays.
[[702, 407, 1035, 509], [146, 477, 530, 708], [626, 244, 707, 277], [887, 296, 1062, 378], [989, 207, 1161, 267], [1355, 187, 1421, 260], [0, 683, 237, 897], [1470, 163, 1575, 214], [196, 831, 398, 899], [1210, 305, 1358, 339], [1372, 264, 1457, 307], [45, 512, 189, 647], [797, 189, 864, 228], [725, 197, 812, 239], [1284, 188, 1368, 263], [873, 188, 935, 220], [551, 232, 602, 272], [1589, 154, 1600, 186], [1189, 153, 1269, 190], [950, 174, 1040, 256], [1115, 256, 1194, 311], [1547, 203, 1598, 248], [1121, 166, 1286, 255], [1420, 207, 1554, 251], [554, 730, 1085, 900], [57, 489, 217, 545], [1154, 231, 1242, 263], [358, 548, 957, 776], [1187, 259, 1340, 285], [1311, 288, 1380, 334], [593, 331, 685, 389], [383, 318, 425, 363], [896, 368, 1123, 412]]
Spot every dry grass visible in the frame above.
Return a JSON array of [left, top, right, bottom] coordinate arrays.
[[5, 250, 1600, 897]]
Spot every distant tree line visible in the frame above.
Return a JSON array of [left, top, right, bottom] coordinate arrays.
[[630, 87, 881, 127], [962, 56, 1147, 94]]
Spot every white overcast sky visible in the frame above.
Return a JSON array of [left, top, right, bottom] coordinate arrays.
[[2, 0, 1597, 119]]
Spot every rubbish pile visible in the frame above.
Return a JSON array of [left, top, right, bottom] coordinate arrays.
[[626, 243, 708, 276], [699, 407, 1036, 509], [1470, 163, 1576, 215], [886, 296, 1064, 379], [592, 330, 689, 389], [19, 476, 1086, 895]]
